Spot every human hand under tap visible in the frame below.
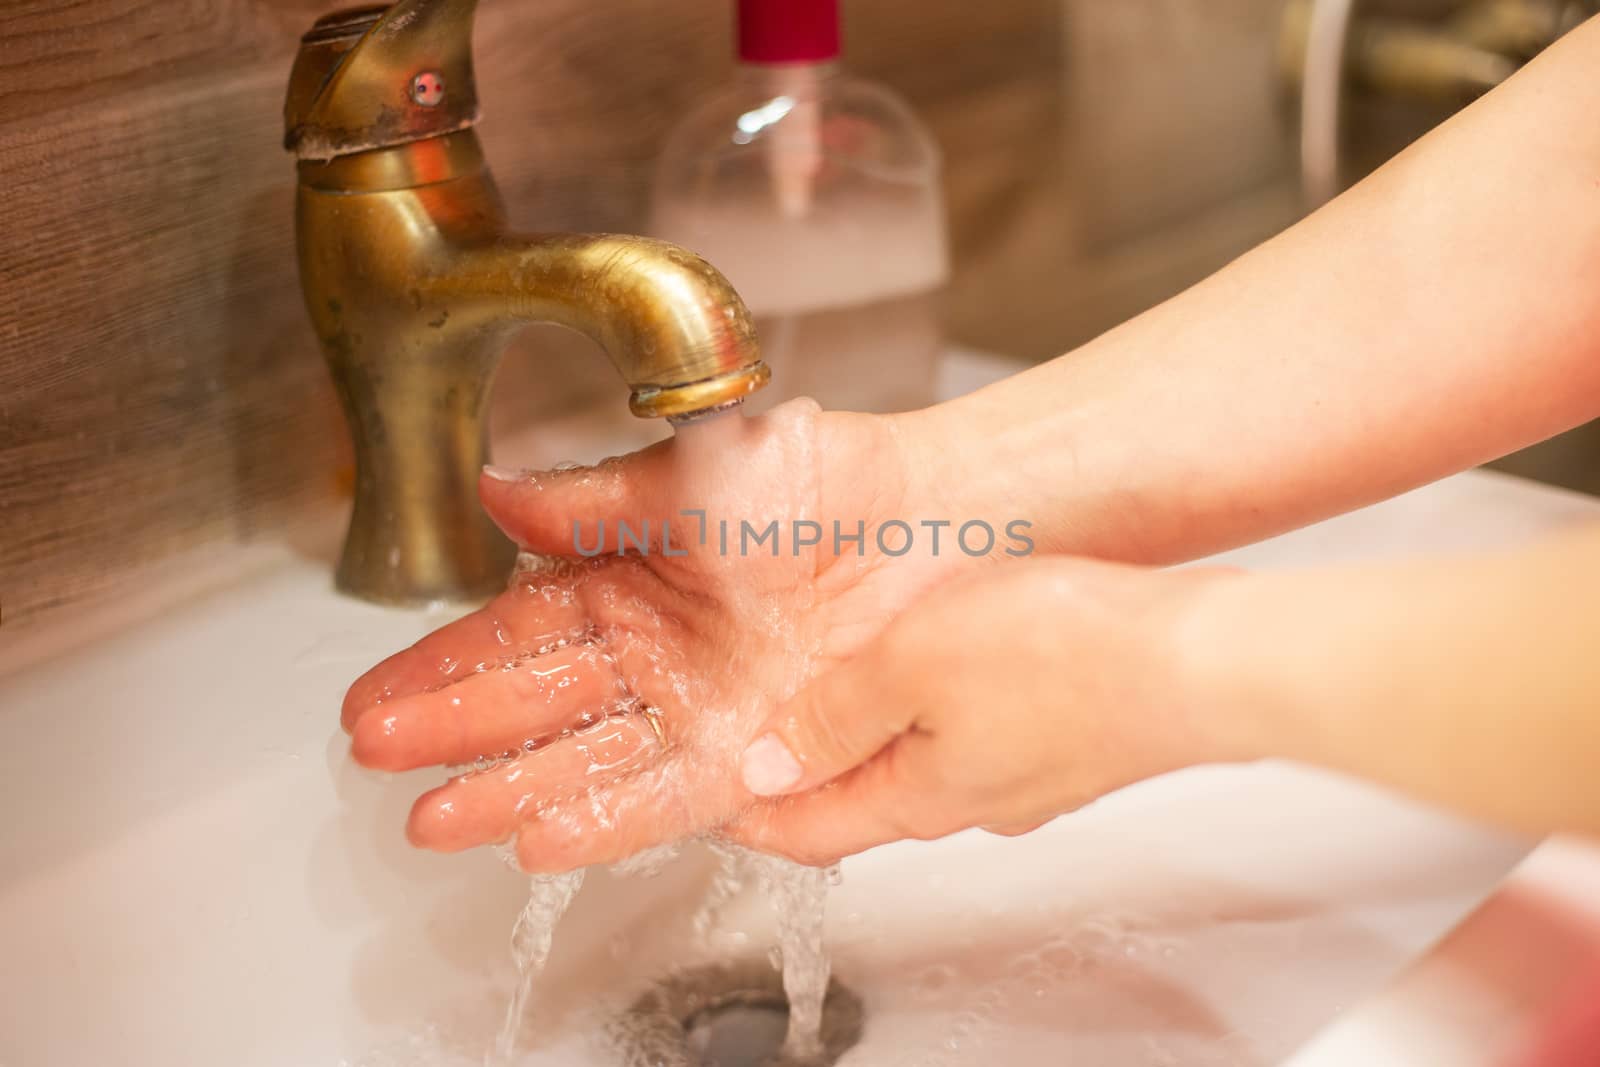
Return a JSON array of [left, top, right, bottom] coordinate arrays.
[[340, 400, 1001, 870]]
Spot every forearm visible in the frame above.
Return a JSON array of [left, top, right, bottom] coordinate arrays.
[[1191, 524, 1600, 836], [903, 17, 1600, 563]]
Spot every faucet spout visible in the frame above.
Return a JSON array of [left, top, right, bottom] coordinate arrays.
[[285, 2, 768, 604], [446, 234, 769, 420]]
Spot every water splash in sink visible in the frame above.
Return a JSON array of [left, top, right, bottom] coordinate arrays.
[[749, 851, 834, 1060], [491, 869, 586, 1065], [481, 403, 838, 1062], [695, 843, 837, 1060], [487, 843, 836, 1064]]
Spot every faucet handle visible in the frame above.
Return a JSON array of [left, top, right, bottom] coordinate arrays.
[[284, 0, 482, 161]]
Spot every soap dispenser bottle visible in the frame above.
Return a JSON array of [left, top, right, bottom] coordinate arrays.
[[651, 0, 949, 413]]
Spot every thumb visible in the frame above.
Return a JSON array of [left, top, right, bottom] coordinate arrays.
[[479, 441, 671, 558], [739, 649, 917, 797]]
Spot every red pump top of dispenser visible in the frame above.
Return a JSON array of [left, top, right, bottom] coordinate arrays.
[[737, 0, 841, 64]]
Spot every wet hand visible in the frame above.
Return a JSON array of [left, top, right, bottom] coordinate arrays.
[[340, 401, 995, 871], [728, 557, 1248, 865]]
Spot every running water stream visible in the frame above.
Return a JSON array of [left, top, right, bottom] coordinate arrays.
[[487, 401, 835, 1063], [491, 871, 586, 1065], [748, 852, 834, 1061]]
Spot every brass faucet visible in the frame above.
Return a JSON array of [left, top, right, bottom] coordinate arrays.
[[284, 0, 769, 605]]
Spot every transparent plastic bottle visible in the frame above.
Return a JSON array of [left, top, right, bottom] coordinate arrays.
[[651, 0, 949, 413]]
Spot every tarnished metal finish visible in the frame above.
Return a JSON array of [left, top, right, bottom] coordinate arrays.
[[633, 363, 773, 420], [287, 1, 768, 604], [296, 125, 487, 191], [285, 0, 482, 160], [442, 234, 770, 420]]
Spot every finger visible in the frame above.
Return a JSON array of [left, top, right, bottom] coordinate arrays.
[[513, 751, 750, 873], [513, 778, 683, 873], [479, 443, 674, 558], [727, 745, 952, 866], [738, 644, 917, 797], [341, 581, 592, 732], [350, 641, 633, 772], [406, 712, 661, 851], [512, 791, 700, 873], [983, 818, 1052, 838]]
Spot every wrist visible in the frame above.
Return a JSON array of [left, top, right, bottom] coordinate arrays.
[[888, 362, 1177, 563], [886, 397, 1002, 528], [1166, 568, 1287, 766]]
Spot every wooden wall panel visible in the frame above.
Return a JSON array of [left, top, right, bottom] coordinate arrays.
[[0, 0, 1296, 643]]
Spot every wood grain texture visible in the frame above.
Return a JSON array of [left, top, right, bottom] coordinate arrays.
[[0, 0, 1299, 641]]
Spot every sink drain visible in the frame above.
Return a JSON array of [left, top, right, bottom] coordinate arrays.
[[686, 1000, 790, 1066], [611, 960, 863, 1067]]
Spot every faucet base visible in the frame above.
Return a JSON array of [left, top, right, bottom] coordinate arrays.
[[332, 539, 515, 608]]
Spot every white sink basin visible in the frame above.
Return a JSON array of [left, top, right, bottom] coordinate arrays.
[[4, 354, 1598, 1066]]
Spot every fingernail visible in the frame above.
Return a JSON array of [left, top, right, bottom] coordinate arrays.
[[482, 464, 525, 482], [741, 734, 803, 796]]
